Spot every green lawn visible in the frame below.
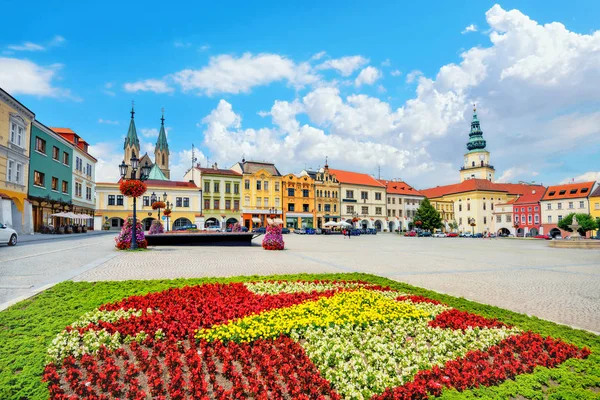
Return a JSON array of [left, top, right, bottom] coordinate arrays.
[[1, 273, 598, 399]]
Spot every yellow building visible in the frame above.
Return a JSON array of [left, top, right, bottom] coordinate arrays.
[[0, 88, 35, 234], [302, 161, 341, 228], [430, 199, 455, 231], [282, 173, 315, 230], [94, 180, 202, 230], [230, 159, 283, 229], [588, 186, 600, 237]]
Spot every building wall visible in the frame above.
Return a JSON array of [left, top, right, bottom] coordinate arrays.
[[541, 197, 591, 238], [430, 199, 455, 231], [313, 168, 341, 228], [340, 183, 386, 230], [512, 202, 542, 235], [0, 90, 34, 233], [71, 146, 96, 211], [200, 173, 242, 228], [239, 169, 283, 228], [492, 203, 514, 235], [460, 150, 494, 182], [282, 173, 315, 229], [590, 196, 600, 237]]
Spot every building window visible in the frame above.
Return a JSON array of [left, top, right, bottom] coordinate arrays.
[[108, 195, 115, 205], [361, 206, 368, 215], [324, 204, 331, 212], [63, 152, 69, 165], [256, 197, 261, 206], [225, 183, 231, 193], [264, 198, 268, 207], [214, 199, 220, 209], [548, 215, 552, 223], [579, 201, 585, 209], [75, 182, 82, 197], [86, 187, 92, 200], [275, 197, 280, 206], [52, 177, 59, 191], [392, 198, 396, 204], [558, 215, 563, 222], [86, 163, 92, 177], [116, 195, 123, 205], [244, 180, 250, 190], [387, 197, 390, 204], [303, 189, 309, 197], [303, 204, 309, 212], [346, 190, 354, 199], [459, 217, 462, 225], [375, 192, 382, 201], [143, 196, 150, 206], [458, 204, 462, 212], [288, 188, 295, 197], [35, 137, 46, 154], [318, 204, 322, 212], [275, 182, 280, 191], [546, 203, 551, 210], [264, 181, 269, 191], [288, 203, 295, 212], [204, 181, 210, 193], [334, 204, 337, 212], [214, 182, 220, 193], [34, 171, 45, 187], [515, 215, 519, 224], [528, 215, 532, 223], [256, 181, 262, 190], [76, 157, 83, 172], [234, 183, 239, 194], [233, 200, 239, 210], [347, 205, 354, 214], [496, 215, 501, 223], [225, 199, 231, 209], [506, 215, 511, 223], [557, 203, 562, 210], [483, 203, 486, 210], [50, 146, 59, 160], [204, 199, 210, 210], [361, 191, 368, 200], [375, 207, 382, 215], [10, 119, 25, 147], [183, 197, 190, 207], [7, 160, 23, 185], [467, 203, 470, 211], [568, 202, 573, 209], [176, 197, 182, 207], [534, 215, 539, 223], [595, 202, 600, 210], [483, 216, 487, 224], [244, 196, 250, 206]]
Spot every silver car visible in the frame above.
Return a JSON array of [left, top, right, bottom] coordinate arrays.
[[0, 223, 18, 246]]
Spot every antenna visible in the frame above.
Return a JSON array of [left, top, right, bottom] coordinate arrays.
[[191, 144, 198, 183]]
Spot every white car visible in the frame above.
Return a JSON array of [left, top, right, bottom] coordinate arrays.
[[433, 232, 447, 238], [0, 223, 18, 246]]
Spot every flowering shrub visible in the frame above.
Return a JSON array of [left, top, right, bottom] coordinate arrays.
[[148, 220, 164, 235], [44, 280, 591, 399], [262, 224, 284, 250], [151, 201, 166, 210], [119, 179, 147, 198], [114, 218, 147, 250], [231, 222, 242, 232]]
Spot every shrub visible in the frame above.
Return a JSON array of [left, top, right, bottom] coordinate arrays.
[[262, 224, 284, 250], [148, 220, 164, 235], [114, 218, 147, 249]]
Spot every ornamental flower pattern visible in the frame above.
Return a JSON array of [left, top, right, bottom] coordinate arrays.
[[44, 280, 591, 399]]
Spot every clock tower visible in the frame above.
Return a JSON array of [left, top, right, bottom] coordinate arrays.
[[460, 106, 495, 182]]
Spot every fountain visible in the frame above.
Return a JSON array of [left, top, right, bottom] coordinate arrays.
[[549, 214, 600, 249], [568, 215, 581, 240]]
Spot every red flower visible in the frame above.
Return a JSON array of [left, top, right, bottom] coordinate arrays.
[[119, 180, 147, 198]]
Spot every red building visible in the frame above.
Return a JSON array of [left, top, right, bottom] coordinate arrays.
[[512, 186, 545, 236]]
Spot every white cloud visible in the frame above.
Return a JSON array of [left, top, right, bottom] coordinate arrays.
[[8, 42, 45, 52], [317, 55, 369, 76], [355, 66, 382, 86], [123, 79, 174, 93], [496, 167, 539, 183], [198, 45, 210, 52], [0, 57, 73, 97], [170, 147, 208, 180], [140, 127, 171, 138], [391, 69, 402, 77], [462, 24, 478, 34], [377, 85, 387, 94], [88, 142, 125, 182], [310, 51, 327, 61], [381, 59, 391, 67], [560, 171, 600, 184], [405, 70, 423, 83], [98, 118, 119, 125], [172, 52, 319, 95], [49, 35, 66, 47], [103, 82, 115, 96]]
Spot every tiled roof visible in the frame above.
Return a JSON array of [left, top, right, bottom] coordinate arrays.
[[591, 185, 600, 198], [50, 127, 76, 135], [378, 179, 424, 196], [420, 179, 542, 199], [99, 180, 198, 189], [514, 185, 546, 204], [328, 169, 385, 187], [196, 167, 242, 176], [541, 181, 595, 201], [236, 161, 281, 176], [50, 127, 98, 161]]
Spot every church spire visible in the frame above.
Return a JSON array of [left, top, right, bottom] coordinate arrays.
[[155, 108, 169, 153], [466, 104, 487, 153], [124, 101, 140, 150]]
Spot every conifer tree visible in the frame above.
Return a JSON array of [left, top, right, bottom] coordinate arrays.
[[414, 198, 443, 232]]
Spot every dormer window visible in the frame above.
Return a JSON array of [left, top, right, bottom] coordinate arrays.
[[548, 191, 555, 196], [581, 188, 589, 194], [559, 190, 566, 195], [570, 189, 577, 194], [74, 136, 79, 144]]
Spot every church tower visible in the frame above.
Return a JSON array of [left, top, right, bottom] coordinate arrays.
[[460, 105, 495, 182], [123, 104, 141, 179], [154, 109, 170, 179]]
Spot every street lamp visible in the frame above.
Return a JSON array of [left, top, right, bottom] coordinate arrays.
[[150, 192, 166, 221], [119, 153, 151, 250], [165, 200, 172, 231]]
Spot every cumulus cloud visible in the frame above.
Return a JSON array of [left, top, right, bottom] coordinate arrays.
[[0, 57, 73, 98], [405, 70, 423, 83], [355, 66, 382, 86], [560, 171, 600, 184], [7, 35, 65, 52], [462, 24, 478, 34], [316, 55, 369, 76], [123, 79, 174, 93], [391, 69, 402, 77]]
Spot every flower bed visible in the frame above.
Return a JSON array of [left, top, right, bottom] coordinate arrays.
[[41, 279, 592, 399]]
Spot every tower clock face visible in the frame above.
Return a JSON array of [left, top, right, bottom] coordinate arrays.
[[479, 154, 485, 161]]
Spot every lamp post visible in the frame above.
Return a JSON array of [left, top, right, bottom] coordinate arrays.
[[469, 218, 476, 235], [165, 200, 172, 231], [119, 154, 151, 250]]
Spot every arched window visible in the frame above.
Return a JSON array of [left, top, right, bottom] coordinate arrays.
[[162, 154, 165, 165], [472, 161, 475, 167]]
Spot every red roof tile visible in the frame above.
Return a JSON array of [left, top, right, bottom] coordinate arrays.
[[378, 179, 424, 196], [541, 181, 595, 201], [328, 169, 385, 187], [196, 167, 241, 176], [421, 179, 544, 199], [100, 180, 198, 189], [514, 185, 546, 204]]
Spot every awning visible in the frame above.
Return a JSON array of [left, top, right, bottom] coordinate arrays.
[[274, 218, 283, 224], [252, 217, 261, 223]]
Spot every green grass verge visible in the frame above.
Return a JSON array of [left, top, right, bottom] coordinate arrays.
[[1, 273, 598, 399]]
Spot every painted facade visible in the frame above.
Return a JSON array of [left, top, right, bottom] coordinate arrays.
[[183, 163, 243, 229], [330, 168, 387, 231], [0, 88, 35, 234], [590, 186, 600, 237], [540, 181, 596, 238], [430, 199, 455, 232], [51, 127, 97, 226], [282, 173, 315, 230], [28, 121, 73, 232], [301, 162, 341, 229], [491, 200, 515, 236], [512, 186, 545, 237], [379, 179, 425, 232], [231, 160, 283, 229]]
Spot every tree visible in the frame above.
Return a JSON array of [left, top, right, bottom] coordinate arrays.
[[448, 220, 458, 232], [557, 213, 598, 237], [414, 198, 443, 232]]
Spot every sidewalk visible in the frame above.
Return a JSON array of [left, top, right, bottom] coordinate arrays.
[[18, 230, 114, 244]]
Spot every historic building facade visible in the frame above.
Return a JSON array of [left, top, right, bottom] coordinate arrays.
[[51, 127, 97, 226], [460, 106, 495, 182], [28, 121, 73, 232], [491, 200, 515, 236], [430, 199, 455, 232], [184, 163, 242, 229], [540, 181, 596, 238], [231, 159, 283, 229], [379, 179, 425, 232], [331, 168, 387, 231], [301, 161, 341, 229], [590, 186, 600, 237], [512, 186, 545, 237], [282, 173, 315, 230], [0, 88, 35, 234]]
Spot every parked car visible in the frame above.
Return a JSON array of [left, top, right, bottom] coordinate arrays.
[[418, 231, 432, 237], [295, 228, 306, 234], [433, 232, 447, 238], [315, 228, 322, 235], [174, 224, 197, 231], [405, 231, 417, 237], [473, 233, 484, 238], [240, 226, 249, 232], [0, 223, 18, 246], [252, 227, 266, 234], [281, 228, 290, 234], [206, 226, 221, 232], [463, 232, 473, 238], [535, 234, 551, 240], [447, 232, 459, 237], [305, 228, 316, 235], [350, 229, 362, 236]]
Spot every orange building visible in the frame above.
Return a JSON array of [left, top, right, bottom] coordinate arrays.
[[282, 173, 315, 230]]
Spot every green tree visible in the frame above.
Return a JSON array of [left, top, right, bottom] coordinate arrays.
[[557, 213, 599, 237], [414, 198, 443, 232], [448, 220, 458, 232]]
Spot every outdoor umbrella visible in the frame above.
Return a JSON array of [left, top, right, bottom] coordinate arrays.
[[339, 221, 352, 228], [50, 212, 68, 217], [323, 221, 339, 227]]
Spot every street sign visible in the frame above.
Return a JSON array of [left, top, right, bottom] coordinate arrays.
[[162, 216, 167, 220]]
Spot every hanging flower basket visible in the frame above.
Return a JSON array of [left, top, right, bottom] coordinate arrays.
[[120, 180, 147, 198], [152, 201, 166, 210], [163, 209, 172, 216]]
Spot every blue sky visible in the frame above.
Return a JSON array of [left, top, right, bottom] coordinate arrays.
[[1, 1, 599, 187]]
